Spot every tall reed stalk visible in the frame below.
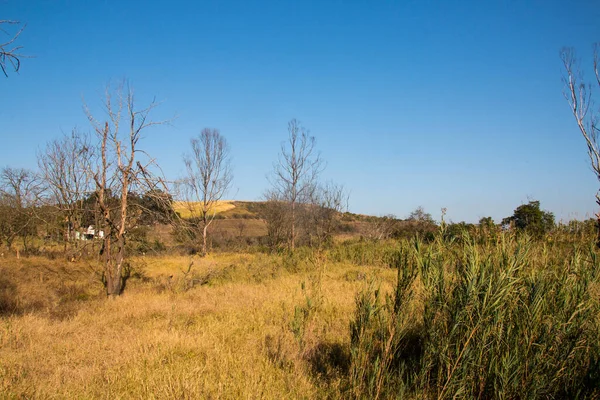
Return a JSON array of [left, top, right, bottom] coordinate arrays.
[[348, 232, 600, 399]]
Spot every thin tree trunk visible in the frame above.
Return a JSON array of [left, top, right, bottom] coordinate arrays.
[[291, 201, 296, 251], [202, 223, 208, 256], [595, 199, 600, 248], [64, 215, 72, 254], [104, 235, 126, 296]]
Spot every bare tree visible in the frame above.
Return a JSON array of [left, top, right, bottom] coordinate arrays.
[[262, 190, 291, 250], [304, 181, 348, 247], [38, 130, 94, 253], [0, 20, 25, 77], [365, 214, 399, 241], [0, 167, 44, 250], [561, 45, 600, 246], [85, 82, 169, 296], [181, 128, 233, 256], [269, 119, 323, 250]]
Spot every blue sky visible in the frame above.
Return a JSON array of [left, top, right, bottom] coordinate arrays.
[[1, 0, 599, 223]]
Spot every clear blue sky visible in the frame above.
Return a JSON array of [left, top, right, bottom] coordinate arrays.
[[2, 0, 599, 223]]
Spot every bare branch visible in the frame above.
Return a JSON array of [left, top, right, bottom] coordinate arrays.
[[84, 82, 173, 295], [181, 128, 233, 256], [0, 20, 26, 77], [38, 130, 95, 248], [267, 119, 325, 250], [561, 44, 600, 246]]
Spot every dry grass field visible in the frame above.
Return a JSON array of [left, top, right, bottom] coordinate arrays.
[[0, 250, 395, 398], [172, 200, 237, 219], [1, 232, 599, 398]]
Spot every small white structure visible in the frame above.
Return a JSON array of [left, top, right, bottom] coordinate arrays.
[[77, 226, 104, 240]]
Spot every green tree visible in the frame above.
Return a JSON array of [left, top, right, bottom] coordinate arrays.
[[478, 216, 495, 230], [444, 221, 475, 243], [502, 201, 555, 238]]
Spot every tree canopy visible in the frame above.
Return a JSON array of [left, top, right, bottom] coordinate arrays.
[[502, 201, 555, 238]]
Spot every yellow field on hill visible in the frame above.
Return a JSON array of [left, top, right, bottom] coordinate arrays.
[[173, 200, 236, 219]]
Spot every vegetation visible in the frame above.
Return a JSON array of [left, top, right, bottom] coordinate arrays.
[[3, 12, 598, 398], [502, 200, 555, 238], [264, 119, 348, 251], [179, 128, 233, 256], [561, 44, 600, 246], [84, 82, 171, 296], [1, 222, 598, 398]]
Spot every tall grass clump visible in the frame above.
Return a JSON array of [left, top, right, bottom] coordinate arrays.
[[347, 233, 600, 399], [348, 243, 419, 399]]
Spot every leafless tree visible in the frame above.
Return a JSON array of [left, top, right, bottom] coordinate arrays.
[[38, 130, 94, 252], [304, 181, 348, 247], [269, 119, 323, 250], [180, 128, 233, 256], [365, 214, 399, 241], [262, 190, 291, 250], [561, 44, 600, 246], [0, 167, 44, 250], [0, 20, 25, 77], [85, 82, 170, 296]]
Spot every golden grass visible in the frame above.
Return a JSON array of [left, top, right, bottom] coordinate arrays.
[[0, 252, 394, 398], [173, 200, 236, 219], [2, 231, 599, 398]]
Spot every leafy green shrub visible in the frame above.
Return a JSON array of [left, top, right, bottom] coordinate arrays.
[[502, 200, 555, 238]]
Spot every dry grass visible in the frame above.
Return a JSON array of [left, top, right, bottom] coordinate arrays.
[[0, 251, 394, 398], [2, 233, 598, 398], [173, 200, 236, 219]]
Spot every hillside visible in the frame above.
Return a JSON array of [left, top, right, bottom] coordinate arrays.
[[158, 200, 435, 251]]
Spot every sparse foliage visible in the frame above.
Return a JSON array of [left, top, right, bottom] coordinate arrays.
[[401, 206, 437, 240], [365, 214, 400, 241], [180, 128, 233, 256], [38, 131, 94, 252], [85, 82, 170, 296], [262, 192, 291, 250], [0, 167, 43, 250], [268, 119, 323, 250], [304, 182, 348, 247], [130, 189, 176, 226], [561, 45, 600, 245]]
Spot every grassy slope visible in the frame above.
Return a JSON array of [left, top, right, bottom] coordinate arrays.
[[172, 200, 237, 219], [169, 200, 382, 241]]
